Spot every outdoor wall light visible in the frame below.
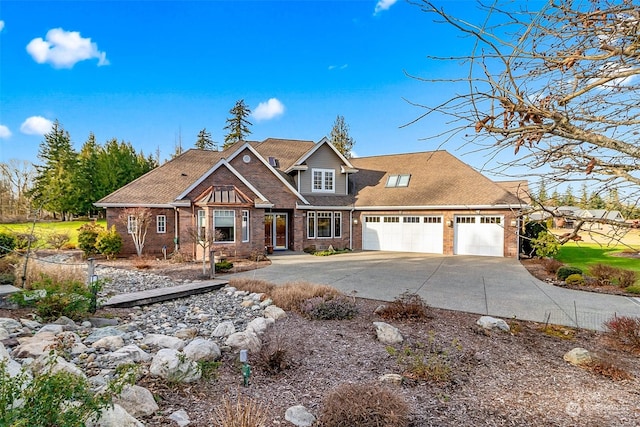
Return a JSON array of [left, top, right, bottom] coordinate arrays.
[[510, 219, 517, 227], [446, 220, 453, 227], [353, 219, 359, 225]]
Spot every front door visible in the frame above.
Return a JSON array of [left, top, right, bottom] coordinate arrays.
[[264, 213, 288, 250]]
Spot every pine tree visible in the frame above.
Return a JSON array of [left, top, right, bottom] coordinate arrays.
[[328, 115, 355, 158], [537, 180, 547, 206], [195, 128, 216, 150], [579, 183, 589, 209], [74, 133, 100, 216], [223, 99, 252, 149]]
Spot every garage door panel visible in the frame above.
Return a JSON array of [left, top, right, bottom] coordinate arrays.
[[454, 216, 504, 257], [363, 215, 443, 254]]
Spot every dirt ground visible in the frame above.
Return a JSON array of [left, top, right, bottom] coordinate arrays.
[[4, 256, 640, 426]]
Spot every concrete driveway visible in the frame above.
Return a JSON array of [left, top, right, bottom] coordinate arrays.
[[230, 251, 640, 330]]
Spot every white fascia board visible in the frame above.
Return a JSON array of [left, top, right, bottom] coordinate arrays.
[[255, 202, 275, 208], [294, 137, 356, 171], [175, 158, 229, 200], [93, 203, 176, 208], [295, 203, 355, 211], [340, 165, 358, 174], [226, 142, 310, 205], [284, 164, 308, 173], [355, 204, 522, 211]]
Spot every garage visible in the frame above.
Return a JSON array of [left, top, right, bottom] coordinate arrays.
[[362, 215, 443, 254], [454, 215, 504, 257]]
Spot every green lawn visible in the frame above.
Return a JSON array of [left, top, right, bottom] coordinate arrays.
[[0, 220, 107, 247], [556, 243, 640, 273]]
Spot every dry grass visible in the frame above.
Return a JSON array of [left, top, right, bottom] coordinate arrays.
[[584, 354, 633, 381], [212, 395, 269, 427], [228, 278, 276, 295], [318, 382, 410, 427], [17, 257, 85, 289], [270, 281, 341, 312], [377, 292, 430, 321]]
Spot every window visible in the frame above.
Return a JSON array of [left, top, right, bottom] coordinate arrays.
[[307, 211, 316, 238], [424, 216, 442, 223], [312, 169, 334, 192], [242, 210, 249, 242], [384, 216, 400, 223], [127, 215, 137, 234], [456, 216, 475, 224], [403, 216, 420, 223], [365, 216, 380, 223], [197, 210, 206, 239], [157, 215, 166, 234], [317, 212, 332, 237], [481, 216, 501, 224], [386, 174, 411, 188], [334, 212, 342, 238], [214, 210, 235, 242]]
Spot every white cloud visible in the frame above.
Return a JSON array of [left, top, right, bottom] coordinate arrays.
[[374, 0, 398, 15], [0, 21, 5, 33], [253, 98, 285, 121], [328, 64, 348, 71], [0, 125, 11, 139], [26, 28, 108, 69], [20, 116, 53, 135]]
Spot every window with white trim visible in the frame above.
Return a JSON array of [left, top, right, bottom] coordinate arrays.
[[384, 216, 400, 223], [242, 210, 250, 242], [403, 216, 420, 223], [307, 212, 316, 238], [365, 216, 380, 223], [127, 215, 137, 234], [307, 211, 343, 239], [312, 169, 335, 192], [456, 216, 475, 224], [214, 210, 235, 242], [156, 215, 166, 234], [197, 210, 206, 239], [334, 212, 342, 238], [424, 216, 442, 223], [317, 212, 332, 237], [481, 216, 501, 224], [386, 174, 411, 187]]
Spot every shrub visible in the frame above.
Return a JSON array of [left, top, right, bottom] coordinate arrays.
[[541, 258, 563, 274], [300, 294, 358, 320], [257, 332, 293, 375], [270, 282, 341, 312], [212, 395, 269, 427], [557, 266, 583, 281], [603, 315, 640, 350], [12, 275, 93, 321], [95, 226, 122, 259], [625, 285, 640, 294], [46, 232, 71, 250], [565, 274, 585, 286], [318, 382, 410, 427], [229, 278, 275, 295], [14, 233, 38, 251], [584, 355, 632, 381], [0, 232, 17, 256], [77, 223, 104, 257], [377, 292, 429, 321], [532, 231, 560, 258], [386, 339, 455, 383], [616, 269, 638, 288], [588, 263, 618, 286], [0, 355, 133, 427], [215, 260, 234, 272]]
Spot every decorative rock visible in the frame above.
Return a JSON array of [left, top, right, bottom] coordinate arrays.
[[183, 338, 221, 362], [259, 298, 273, 308], [97, 344, 151, 367], [240, 300, 254, 308], [150, 348, 201, 383], [114, 385, 159, 418], [86, 403, 144, 427], [373, 321, 403, 344], [175, 327, 198, 340], [0, 318, 22, 332], [13, 332, 57, 358], [143, 333, 185, 350], [0, 342, 22, 378], [225, 331, 261, 353], [20, 318, 41, 330], [264, 305, 287, 320], [246, 317, 273, 337], [212, 321, 235, 338], [285, 405, 316, 427], [85, 327, 127, 344], [35, 354, 86, 378], [88, 318, 119, 328], [0, 328, 8, 340], [92, 335, 125, 351], [379, 373, 404, 386], [564, 347, 593, 366], [476, 316, 510, 332], [169, 409, 191, 426], [53, 316, 77, 329], [57, 331, 88, 355], [37, 324, 65, 335]]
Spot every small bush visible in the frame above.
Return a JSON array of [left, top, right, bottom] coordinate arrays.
[[14, 233, 38, 251], [77, 222, 104, 257], [532, 231, 560, 258], [0, 232, 17, 256], [212, 395, 269, 427], [257, 332, 293, 375], [616, 269, 638, 288], [584, 356, 633, 381], [588, 263, 618, 286], [541, 258, 563, 274], [270, 282, 341, 312], [557, 266, 583, 281], [565, 274, 585, 286], [95, 226, 122, 259], [603, 316, 640, 350], [625, 285, 640, 294], [215, 260, 234, 272], [46, 232, 71, 250], [318, 382, 410, 427], [12, 275, 93, 321], [229, 278, 275, 295], [377, 292, 429, 321], [300, 295, 358, 320], [386, 338, 455, 383]]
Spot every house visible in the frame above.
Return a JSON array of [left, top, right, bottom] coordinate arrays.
[[95, 138, 526, 258], [527, 206, 625, 229]]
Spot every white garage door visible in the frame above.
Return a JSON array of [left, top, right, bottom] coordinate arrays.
[[454, 215, 504, 257], [362, 215, 443, 254]]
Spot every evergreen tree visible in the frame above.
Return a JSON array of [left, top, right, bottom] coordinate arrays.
[[589, 192, 605, 209], [195, 128, 216, 150], [550, 189, 560, 207], [74, 133, 100, 216], [537, 180, 547, 206], [223, 99, 252, 149], [563, 185, 575, 206], [30, 120, 78, 219], [579, 183, 589, 208], [328, 115, 355, 158]]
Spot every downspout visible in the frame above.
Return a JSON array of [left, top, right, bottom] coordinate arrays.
[[174, 207, 180, 253], [349, 208, 355, 250]]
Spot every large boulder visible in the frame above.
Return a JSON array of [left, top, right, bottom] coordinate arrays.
[[373, 322, 403, 344], [142, 333, 185, 350], [13, 332, 58, 358], [150, 348, 201, 383], [114, 385, 159, 418], [285, 405, 316, 427], [245, 317, 274, 337], [212, 321, 235, 338], [476, 316, 510, 332], [224, 331, 261, 353], [563, 348, 593, 366], [96, 344, 151, 368], [183, 338, 221, 362], [263, 305, 287, 321], [86, 403, 144, 427], [84, 327, 127, 344], [91, 335, 125, 351]]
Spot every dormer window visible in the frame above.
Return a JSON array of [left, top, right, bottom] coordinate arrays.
[[312, 168, 335, 193], [386, 174, 411, 188]]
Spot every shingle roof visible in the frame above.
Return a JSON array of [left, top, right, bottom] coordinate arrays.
[[95, 149, 226, 205], [350, 151, 522, 207], [251, 138, 315, 171]]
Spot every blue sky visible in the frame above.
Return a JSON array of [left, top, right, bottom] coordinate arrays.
[[1, 0, 495, 170]]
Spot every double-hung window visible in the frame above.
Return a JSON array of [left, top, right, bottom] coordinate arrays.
[[197, 210, 206, 240], [156, 215, 166, 234], [127, 215, 137, 234], [317, 212, 332, 237], [307, 211, 342, 239], [312, 169, 334, 193], [214, 210, 235, 242]]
